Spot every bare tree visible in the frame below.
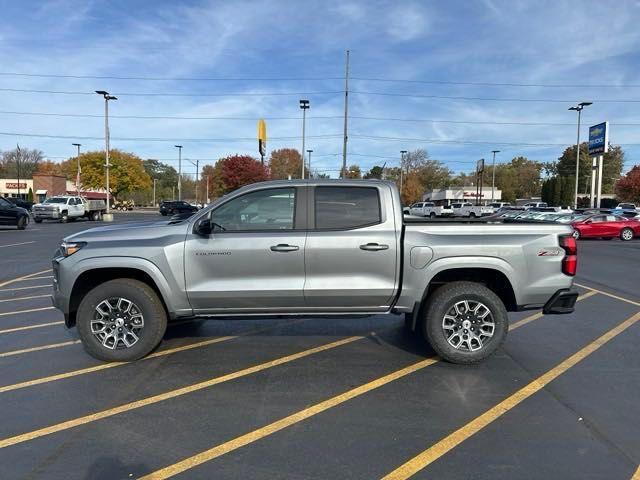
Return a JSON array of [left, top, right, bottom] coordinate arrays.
[[0, 147, 44, 178]]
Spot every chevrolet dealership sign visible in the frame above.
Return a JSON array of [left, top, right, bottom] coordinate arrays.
[[588, 121, 609, 156]]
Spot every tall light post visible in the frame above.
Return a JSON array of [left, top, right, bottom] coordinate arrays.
[[187, 159, 199, 204], [568, 102, 592, 208], [95, 91, 117, 221], [307, 149, 313, 179], [152, 178, 157, 207], [299, 99, 309, 179], [490, 150, 500, 203], [72, 143, 82, 195], [400, 150, 407, 198], [174, 145, 183, 200]]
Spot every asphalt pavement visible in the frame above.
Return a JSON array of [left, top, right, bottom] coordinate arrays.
[[0, 213, 638, 479]]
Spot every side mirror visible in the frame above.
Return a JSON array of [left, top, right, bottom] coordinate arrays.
[[195, 217, 212, 236]]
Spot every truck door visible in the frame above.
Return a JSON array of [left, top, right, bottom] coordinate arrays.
[[303, 185, 399, 311], [184, 186, 307, 313]]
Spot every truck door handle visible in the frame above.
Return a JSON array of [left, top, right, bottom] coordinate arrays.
[[270, 244, 299, 252], [359, 243, 389, 251]]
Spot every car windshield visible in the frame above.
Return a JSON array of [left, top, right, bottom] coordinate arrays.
[[44, 198, 67, 204]]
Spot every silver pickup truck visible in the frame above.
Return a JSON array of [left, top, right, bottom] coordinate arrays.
[[52, 180, 578, 364]]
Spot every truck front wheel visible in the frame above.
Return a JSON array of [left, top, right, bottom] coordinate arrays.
[[422, 281, 508, 364], [76, 279, 167, 362]]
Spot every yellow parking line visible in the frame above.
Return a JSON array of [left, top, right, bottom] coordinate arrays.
[[0, 321, 63, 335], [0, 341, 81, 358], [575, 282, 640, 308], [0, 306, 54, 317], [139, 357, 439, 480], [510, 290, 597, 331], [0, 284, 52, 293], [0, 294, 52, 304], [0, 269, 52, 289], [0, 319, 306, 393], [0, 336, 363, 448], [381, 310, 640, 480]]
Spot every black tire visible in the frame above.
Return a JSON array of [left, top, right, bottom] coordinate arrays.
[[16, 216, 27, 230], [76, 279, 167, 362], [621, 228, 634, 241], [34, 218, 42, 223], [91, 211, 101, 221], [60, 211, 69, 223], [469, 212, 477, 218], [160, 211, 167, 216], [421, 281, 508, 364], [430, 212, 436, 219]]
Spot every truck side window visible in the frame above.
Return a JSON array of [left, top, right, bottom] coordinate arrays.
[[210, 187, 295, 231], [315, 186, 381, 230]]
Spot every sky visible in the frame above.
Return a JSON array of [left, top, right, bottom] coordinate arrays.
[[0, 0, 639, 179]]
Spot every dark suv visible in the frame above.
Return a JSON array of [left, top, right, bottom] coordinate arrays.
[[0, 197, 29, 229], [159, 200, 198, 216]]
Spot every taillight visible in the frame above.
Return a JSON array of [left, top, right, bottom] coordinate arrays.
[[559, 235, 577, 276]]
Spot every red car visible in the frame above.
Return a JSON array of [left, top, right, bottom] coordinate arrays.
[[571, 214, 640, 241]]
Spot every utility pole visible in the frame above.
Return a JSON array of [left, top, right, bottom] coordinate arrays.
[[491, 150, 500, 203], [341, 49, 350, 178], [95, 91, 117, 221], [299, 99, 309, 179], [15, 144, 21, 199], [187, 159, 199, 204], [400, 150, 407, 199], [175, 145, 183, 200], [568, 102, 592, 208], [205, 175, 210, 203], [152, 178, 157, 207], [307, 149, 313, 179], [72, 143, 82, 196]]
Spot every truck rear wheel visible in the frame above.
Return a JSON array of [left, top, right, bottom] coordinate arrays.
[[421, 281, 508, 364], [60, 211, 69, 223], [76, 279, 167, 362]]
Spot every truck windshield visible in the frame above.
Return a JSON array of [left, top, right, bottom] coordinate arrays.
[[44, 198, 67, 204]]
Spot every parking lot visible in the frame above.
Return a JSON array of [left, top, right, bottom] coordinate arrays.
[[0, 214, 638, 480]]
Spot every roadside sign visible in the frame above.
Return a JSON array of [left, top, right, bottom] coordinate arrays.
[[476, 158, 484, 174], [588, 121, 608, 156], [258, 119, 267, 157]]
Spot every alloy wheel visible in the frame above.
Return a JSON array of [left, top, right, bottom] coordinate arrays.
[[91, 297, 145, 350], [442, 300, 495, 352]]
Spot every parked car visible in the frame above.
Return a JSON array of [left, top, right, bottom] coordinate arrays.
[[522, 202, 548, 209], [53, 179, 578, 365], [159, 200, 198, 216], [571, 214, 640, 241], [408, 202, 453, 218], [488, 202, 511, 209], [33, 196, 106, 223], [6, 197, 34, 211], [451, 202, 493, 218], [0, 196, 29, 229]]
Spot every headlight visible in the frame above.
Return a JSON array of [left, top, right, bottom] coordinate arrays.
[[60, 242, 86, 257]]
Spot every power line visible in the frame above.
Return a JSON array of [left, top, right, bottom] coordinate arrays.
[[351, 91, 640, 104], [0, 131, 342, 142], [0, 87, 342, 97], [0, 72, 343, 82], [350, 134, 640, 147], [351, 77, 640, 88], [3, 109, 640, 127]]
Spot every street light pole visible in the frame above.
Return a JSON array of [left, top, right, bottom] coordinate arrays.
[[400, 150, 407, 198], [175, 145, 183, 200], [152, 178, 157, 207], [72, 143, 82, 196], [307, 149, 313, 178], [491, 150, 500, 203], [299, 99, 309, 179], [95, 91, 117, 221], [568, 102, 592, 209]]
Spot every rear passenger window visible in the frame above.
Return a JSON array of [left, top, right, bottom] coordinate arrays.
[[315, 187, 381, 230]]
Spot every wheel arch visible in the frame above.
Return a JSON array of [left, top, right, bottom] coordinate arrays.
[[66, 260, 182, 327]]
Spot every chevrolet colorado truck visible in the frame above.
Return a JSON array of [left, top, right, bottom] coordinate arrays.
[[52, 180, 578, 364]]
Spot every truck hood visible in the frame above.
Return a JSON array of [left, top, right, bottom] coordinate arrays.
[[64, 219, 191, 243]]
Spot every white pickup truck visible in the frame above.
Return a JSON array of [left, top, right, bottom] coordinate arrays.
[[33, 195, 106, 223], [451, 202, 494, 218], [408, 202, 453, 218]]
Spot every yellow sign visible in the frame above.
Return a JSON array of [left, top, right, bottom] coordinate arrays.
[[258, 118, 267, 157]]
